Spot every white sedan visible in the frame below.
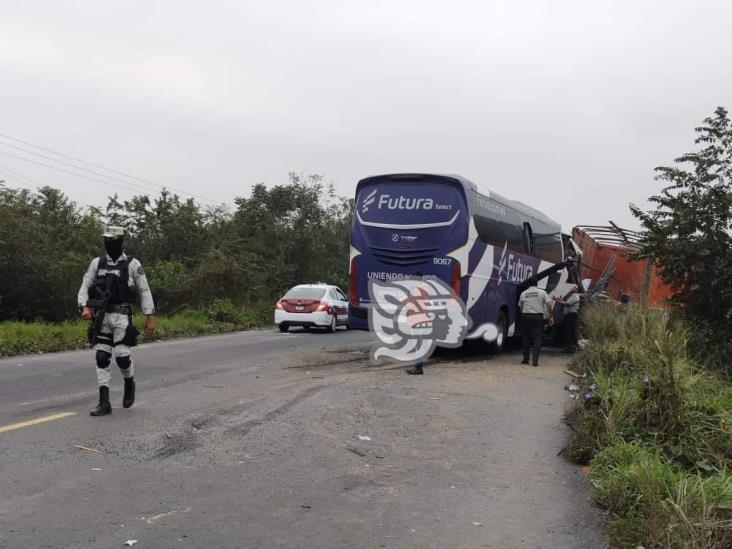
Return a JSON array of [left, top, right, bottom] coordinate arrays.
[[275, 284, 349, 333]]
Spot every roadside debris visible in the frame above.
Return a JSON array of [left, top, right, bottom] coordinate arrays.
[[565, 376, 598, 401], [565, 382, 581, 400], [347, 447, 367, 457], [123, 541, 138, 547], [74, 445, 107, 455], [146, 507, 191, 524], [577, 339, 590, 350], [358, 435, 371, 442], [472, 522, 483, 526], [164, 432, 172, 439], [91, 468, 103, 471], [563, 369, 581, 378]]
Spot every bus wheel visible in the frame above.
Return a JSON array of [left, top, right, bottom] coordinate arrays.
[[490, 312, 507, 354]]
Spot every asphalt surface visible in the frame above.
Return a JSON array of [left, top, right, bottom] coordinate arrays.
[[0, 328, 605, 548]]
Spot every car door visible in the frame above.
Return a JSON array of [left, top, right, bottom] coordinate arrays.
[[334, 287, 349, 323]]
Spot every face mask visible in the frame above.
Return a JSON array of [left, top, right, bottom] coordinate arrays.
[[104, 238, 123, 260]]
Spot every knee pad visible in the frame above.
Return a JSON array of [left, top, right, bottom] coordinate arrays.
[[96, 350, 112, 368], [116, 355, 131, 370]]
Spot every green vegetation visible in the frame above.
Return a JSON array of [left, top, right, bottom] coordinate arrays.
[[564, 304, 732, 547], [591, 443, 731, 548], [0, 172, 350, 355], [0, 172, 351, 323], [567, 107, 732, 546], [0, 299, 273, 357], [630, 106, 732, 378]]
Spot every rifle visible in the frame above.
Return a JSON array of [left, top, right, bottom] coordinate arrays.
[[86, 275, 113, 346]]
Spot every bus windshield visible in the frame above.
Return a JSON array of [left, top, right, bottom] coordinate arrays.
[[356, 180, 462, 228]]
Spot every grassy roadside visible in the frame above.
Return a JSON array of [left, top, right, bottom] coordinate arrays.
[[563, 304, 732, 548], [0, 299, 273, 358]]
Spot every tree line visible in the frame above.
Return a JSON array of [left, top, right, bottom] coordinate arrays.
[[0, 173, 352, 322]]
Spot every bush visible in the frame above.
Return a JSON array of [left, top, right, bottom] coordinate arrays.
[[630, 107, 732, 380], [590, 443, 732, 548], [563, 304, 732, 547], [0, 303, 274, 357], [566, 304, 731, 470], [0, 320, 88, 356]]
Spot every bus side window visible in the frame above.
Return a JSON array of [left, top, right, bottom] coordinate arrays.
[[533, 231, 563, 263], [522, 222, 534, 255]]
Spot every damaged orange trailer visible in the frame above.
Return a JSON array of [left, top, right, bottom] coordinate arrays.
[[572, 223, 673, 309]]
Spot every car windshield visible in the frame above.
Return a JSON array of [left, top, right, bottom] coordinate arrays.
[[284, 287, 326, 299]]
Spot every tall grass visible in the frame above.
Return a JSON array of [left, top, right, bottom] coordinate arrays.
[[0, 299, 273, 357], [564, 304, 732, 547], [590, 443, 732, 548]]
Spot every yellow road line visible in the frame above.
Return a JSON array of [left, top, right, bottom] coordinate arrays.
[[0, 412, 77, 434]]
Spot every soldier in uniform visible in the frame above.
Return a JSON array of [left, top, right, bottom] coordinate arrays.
[[518, 278, 554, 366], [78, 226, 155, 416], [554, 284, 581, 352]]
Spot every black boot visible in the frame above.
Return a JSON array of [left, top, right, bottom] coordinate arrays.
[[123, 377, 135, 409], [90, 386, 112, 416]]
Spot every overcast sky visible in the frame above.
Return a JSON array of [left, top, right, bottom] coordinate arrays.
[[1, 0, 731, 230]]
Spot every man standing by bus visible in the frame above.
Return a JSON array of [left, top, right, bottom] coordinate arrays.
[[554, 285, 581, 352], [518, 278, 554, 366]]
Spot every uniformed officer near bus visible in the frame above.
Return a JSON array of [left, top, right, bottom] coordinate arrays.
[[554, 284, 581, 352], [78, 226, 155, 416], [518, 278, 554, 366]]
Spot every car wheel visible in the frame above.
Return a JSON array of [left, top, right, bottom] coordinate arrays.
[[327, 314, 337, 333], [278, 323, 289, 333], [490, 311, 507, 354]]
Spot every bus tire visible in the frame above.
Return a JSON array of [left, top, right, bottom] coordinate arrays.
[[490, 311, 507, 354]]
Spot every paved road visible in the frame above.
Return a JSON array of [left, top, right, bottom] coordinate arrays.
[[0, 329, 604, 548]]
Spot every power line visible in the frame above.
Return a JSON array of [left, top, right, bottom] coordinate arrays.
[[0, 150, 153, 195], [0, 140, 162, 196], [0, 133, 219, 204], [0, 161, 42, 187]]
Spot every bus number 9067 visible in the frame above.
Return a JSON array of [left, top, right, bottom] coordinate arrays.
[[433, 257, 452, 266]]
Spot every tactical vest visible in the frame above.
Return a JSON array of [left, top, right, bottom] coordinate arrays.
[[88, 256, 137, 306]]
